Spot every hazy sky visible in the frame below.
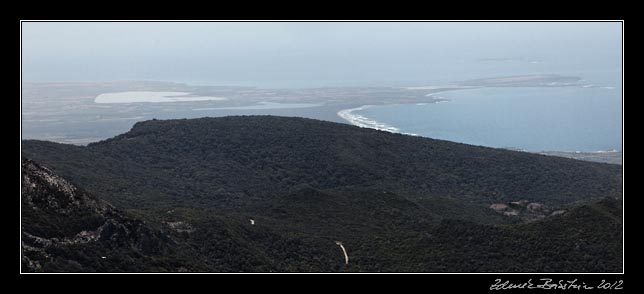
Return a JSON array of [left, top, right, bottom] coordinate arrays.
[[22, 22, 622, 87]]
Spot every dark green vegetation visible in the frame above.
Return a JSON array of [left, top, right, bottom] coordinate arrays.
[[21, 158, 197, 272], [21, 116, 623, 272]]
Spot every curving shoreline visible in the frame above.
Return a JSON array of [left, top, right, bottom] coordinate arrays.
[[337, 105, 419, 136], [337, 102, 621, 165], [335, 86, 459, 136]]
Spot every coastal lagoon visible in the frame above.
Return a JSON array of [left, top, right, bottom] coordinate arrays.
[[22, 79, 622, 156], [345, 86, 622, 152]]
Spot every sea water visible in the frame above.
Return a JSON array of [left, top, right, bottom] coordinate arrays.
[[351, 86, 622, 152]]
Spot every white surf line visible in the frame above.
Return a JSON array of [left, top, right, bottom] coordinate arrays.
[[335, 241, 349, 265], [595, 149, 619, 153], [337, 105, 419, 136], [425, 93, 450, 103]]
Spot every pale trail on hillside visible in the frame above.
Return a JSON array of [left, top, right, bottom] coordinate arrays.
[[335, 241, 349, 265]]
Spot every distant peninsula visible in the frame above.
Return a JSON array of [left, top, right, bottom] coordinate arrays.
[[458, 74, 582, 87]]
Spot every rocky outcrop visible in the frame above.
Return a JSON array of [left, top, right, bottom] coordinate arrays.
[[21, 158, 174, 272], [22, 158, 110, 214], [164, 221, 195, 234], [489, 200, 565, 222]]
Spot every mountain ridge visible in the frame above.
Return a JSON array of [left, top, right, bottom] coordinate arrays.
[[24, 116, 622, 209], [21, 116, 623, 272]]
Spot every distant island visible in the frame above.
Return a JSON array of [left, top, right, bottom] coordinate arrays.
[[458, 74, 583, 87]]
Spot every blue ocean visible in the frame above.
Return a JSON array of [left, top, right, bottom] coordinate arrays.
[[352, 85, 622, 152]]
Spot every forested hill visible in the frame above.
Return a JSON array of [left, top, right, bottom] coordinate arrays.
[[23, 116, 621, 210], [21, 116, 623, 272]]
